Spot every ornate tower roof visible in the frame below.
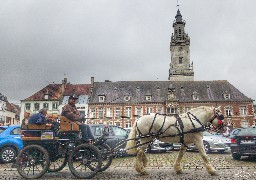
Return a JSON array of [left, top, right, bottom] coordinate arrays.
[[169, 8, 194, 81]]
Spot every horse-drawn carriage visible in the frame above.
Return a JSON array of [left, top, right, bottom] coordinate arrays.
[[16, 106, 225, 179], [16, 116, 113, 179]]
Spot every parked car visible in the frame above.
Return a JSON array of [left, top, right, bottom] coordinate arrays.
[[0, 125, 23, 163], [146, 139, 173, 153], [173, 131, 230, 153], [230, 127, 256, 160], [88, 124, 129, 157]]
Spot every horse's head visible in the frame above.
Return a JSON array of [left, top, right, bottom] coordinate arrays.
[[209, 106, 225, 131]]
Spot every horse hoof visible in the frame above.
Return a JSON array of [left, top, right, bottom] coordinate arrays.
[[141, 171, 148, 175], [210, 171, 218, 176], [176, 170, 183, 174]]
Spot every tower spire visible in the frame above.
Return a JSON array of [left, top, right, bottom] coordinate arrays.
[[168, 6, 194, 81]]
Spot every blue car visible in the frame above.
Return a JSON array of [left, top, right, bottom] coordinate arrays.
[[0, 125, 23, 163]]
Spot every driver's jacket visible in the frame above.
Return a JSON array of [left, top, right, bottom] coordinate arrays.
[[61, 104, 81, 122]]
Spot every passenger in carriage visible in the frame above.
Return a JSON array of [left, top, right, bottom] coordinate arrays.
[[28, 108, 48, 125], [22, 110, 32, 125], [61, 94, 95, 142]]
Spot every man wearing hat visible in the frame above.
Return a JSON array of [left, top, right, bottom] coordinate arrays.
[[61, 94, 95, 142]]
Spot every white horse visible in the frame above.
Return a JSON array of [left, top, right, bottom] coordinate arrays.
[[125, 106, 224, 176]]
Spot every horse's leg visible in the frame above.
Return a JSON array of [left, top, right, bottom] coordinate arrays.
[[135, 148, 148, 175], [194, 140, 217, 175], [174, 144, 187, 174]]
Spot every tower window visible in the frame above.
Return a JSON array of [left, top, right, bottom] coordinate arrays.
[[179, 57, 183, 64]]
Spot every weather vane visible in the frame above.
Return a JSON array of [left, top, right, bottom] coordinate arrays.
[[177, 0, 179, 8]]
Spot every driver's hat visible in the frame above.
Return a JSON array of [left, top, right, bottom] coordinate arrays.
[[69, 94, 79, 99]]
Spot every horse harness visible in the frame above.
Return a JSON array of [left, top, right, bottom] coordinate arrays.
[[136, 112, 205, 146]]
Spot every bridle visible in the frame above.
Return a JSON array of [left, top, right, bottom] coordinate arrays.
[[210, 108, 224, 129]]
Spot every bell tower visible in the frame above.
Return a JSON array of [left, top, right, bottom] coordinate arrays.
[[168, 9, 194, 81]]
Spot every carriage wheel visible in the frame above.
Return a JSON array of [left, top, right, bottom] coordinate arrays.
[[48, 155, 68, 172], [68, 144, 102, 179], [16, 145, 50, 179], [96, 144, 113, 172]]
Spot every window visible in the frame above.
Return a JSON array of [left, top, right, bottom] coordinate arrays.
[[167, 107, 177, 114], [34, 103, 40, 111], [179, 57, 183, 64], [240, 106, 247, 116], [11, 128, 21, 135], [225, 107, 232, 117], [44, 94, 49, 100], [136, 107, 142, 117], [124, 96, 131, 101], [145, 96, 152, 101], [115, 122, 121, 127], [98, 108, 104, 119], [147, 107, 153, 114], [43, 103, 49, 109], [106, 108, 113, 118], [125, 107, 131, 118], [241, 120, 248, 127], [98, 96, 105, 102], [192, 91, 199, 100], [115, 107, 121, 119], [185, 107, 191, 113], [25, 103, 31, 110], [223, 94, 230, 100], [89, 108, 96, 118], [126, 122, 131, 128], [157, 106, 163, 114], [52, 102, 58, 110]]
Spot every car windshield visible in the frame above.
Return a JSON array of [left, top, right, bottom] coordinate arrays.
[[0, 127, 7, 134], [235, 128, 256, 136]]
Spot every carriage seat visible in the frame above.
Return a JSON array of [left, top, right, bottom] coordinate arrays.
[[59, 116, 80, 132]]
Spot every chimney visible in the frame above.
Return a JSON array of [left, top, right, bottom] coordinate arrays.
[[91, 77, 94, 85], [62, 78, 67, 94]]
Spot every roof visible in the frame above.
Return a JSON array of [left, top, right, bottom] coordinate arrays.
[[23, 83, 91, 101], [89, 80, 253, 104]]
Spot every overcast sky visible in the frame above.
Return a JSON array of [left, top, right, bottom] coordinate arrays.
[[0, 0, 255, 104]]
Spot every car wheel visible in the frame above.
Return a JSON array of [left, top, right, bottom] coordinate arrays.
[[232, 153, 241, 160], [0, 147, 17, 163], [203, 142, 211, 154]]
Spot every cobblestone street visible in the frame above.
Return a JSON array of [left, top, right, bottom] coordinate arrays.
[[0, 151, 256, 179]]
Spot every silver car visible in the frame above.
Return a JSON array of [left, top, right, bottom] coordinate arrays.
[[173, 131, 230, 153]]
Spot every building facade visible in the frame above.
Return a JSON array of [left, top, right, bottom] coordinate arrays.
[[88, 80, 254, 128], [0, 94, 20, 125]]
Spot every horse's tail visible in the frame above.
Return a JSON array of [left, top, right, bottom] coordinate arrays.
[[125, 120, 138, 155]]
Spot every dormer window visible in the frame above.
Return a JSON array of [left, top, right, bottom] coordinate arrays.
[[98, 95, 105, 102], [124, 96, 131, 101], [192, 91, 199, 100], [44, 94, 49, 100], [179, 57, 183, 64], [223, 94, 230, 100], [145, 95, 152, 101], [223, 91, 230, 100]]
